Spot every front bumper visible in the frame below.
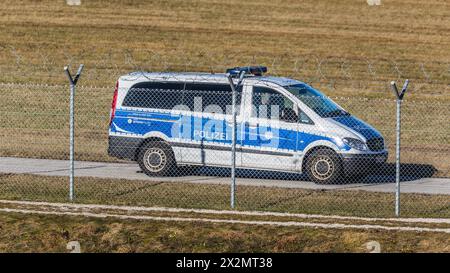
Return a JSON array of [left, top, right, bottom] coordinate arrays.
[[340, 151, 388, 175]]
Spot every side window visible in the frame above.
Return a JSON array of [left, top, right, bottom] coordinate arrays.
[[252, 86, 297, 123], [122, 82, 184, 110], [184, 83, 241, 114], [298, 109, 314, 125]]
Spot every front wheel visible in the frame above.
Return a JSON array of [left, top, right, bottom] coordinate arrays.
[[137, 141, 176, 176], [305, 149, 343, 184]]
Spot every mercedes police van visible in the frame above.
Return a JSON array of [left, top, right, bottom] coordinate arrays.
[[108, 66, 387, 184]]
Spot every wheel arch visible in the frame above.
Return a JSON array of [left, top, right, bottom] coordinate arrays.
[[300, 141, 341, 173], [134, 134, 172, 161]]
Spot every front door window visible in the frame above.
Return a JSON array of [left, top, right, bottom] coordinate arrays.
[[251, 86, 298, 123]]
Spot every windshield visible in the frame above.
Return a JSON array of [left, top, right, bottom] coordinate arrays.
[[284, 83, 349, 118]]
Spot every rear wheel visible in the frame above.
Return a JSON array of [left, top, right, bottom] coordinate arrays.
[[137, 141, 176, 176], [306, 148, 343, 184]]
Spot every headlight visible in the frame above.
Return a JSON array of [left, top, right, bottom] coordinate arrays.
[[343, 138, 368, 151]]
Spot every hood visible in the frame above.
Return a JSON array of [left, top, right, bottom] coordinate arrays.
[[329, 115, 382, 141]]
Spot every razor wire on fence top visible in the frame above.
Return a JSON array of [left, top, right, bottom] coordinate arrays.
[[0, 47, 449, 97], [0, 65, 449, 219]]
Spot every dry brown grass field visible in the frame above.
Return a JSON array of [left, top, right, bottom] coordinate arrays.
[[1, 210, 449, 252], [0, 1, 449, 252], [0, 0, 448, 100]]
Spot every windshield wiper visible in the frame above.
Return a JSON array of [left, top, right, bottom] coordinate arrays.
[[324, 109, 350, 118]]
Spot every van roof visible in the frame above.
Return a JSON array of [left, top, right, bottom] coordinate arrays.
[[120, 72, 303, 87]]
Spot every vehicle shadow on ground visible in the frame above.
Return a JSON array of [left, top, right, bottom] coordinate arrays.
[[177, 163, 437, 185]]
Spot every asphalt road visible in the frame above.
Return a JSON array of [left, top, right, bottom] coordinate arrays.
[[1, 157, 449, 195]]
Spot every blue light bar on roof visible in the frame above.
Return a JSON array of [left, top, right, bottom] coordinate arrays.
[[226, 66, 267, 76]]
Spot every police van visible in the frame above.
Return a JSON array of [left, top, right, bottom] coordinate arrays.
[[108, 66, 387, 184]]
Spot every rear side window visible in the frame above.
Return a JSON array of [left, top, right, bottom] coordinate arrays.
[[183, 83, 241, 114], [122, 82, 184, 110]]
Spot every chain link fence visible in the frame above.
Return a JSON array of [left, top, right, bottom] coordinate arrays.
[[0, 65, 448, 218]]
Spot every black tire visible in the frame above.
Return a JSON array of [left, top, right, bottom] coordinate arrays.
[[305, 148, 343, 184], [137, 141, 176, 177]]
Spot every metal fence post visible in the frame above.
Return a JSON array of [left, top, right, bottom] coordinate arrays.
[[64, 64, 84, 202], [390, 79, 409, 217], [395, 98, 401, 216], [227, 71, 245, 209]]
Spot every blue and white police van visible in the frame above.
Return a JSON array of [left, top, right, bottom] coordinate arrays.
[[108, 66, 387, 184]]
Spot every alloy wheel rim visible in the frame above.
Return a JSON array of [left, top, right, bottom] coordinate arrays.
[[144, 148, 167, 172], [312, 156, 334, 180]]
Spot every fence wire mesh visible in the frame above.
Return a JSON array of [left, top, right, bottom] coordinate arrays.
[[0, 68, 448, 218]]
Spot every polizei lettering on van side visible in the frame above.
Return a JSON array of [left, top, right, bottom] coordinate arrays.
[[193, 130, 226, 141]]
